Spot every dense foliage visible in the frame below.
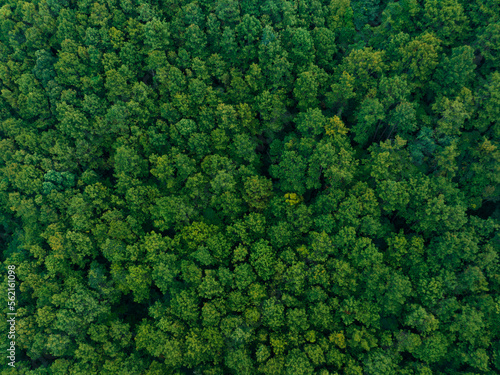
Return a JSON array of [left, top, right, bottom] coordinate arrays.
[[0, 0, 499, 374]]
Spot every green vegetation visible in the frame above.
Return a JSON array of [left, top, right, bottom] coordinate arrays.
[[0, 0, 499, 373]]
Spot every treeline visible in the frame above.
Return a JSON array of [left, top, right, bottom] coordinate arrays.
[[0, 0, 499, 374]]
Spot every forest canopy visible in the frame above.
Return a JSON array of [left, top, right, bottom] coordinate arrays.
[[0, 0, 499, 374]]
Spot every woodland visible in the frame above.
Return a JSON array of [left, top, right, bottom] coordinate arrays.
[[0, 0, 499, 374]]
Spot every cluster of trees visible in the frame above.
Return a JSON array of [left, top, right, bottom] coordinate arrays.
[[0, 0, 499, 373]]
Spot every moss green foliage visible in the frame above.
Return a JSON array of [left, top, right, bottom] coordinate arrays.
[[0, 0, 499, 374]]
